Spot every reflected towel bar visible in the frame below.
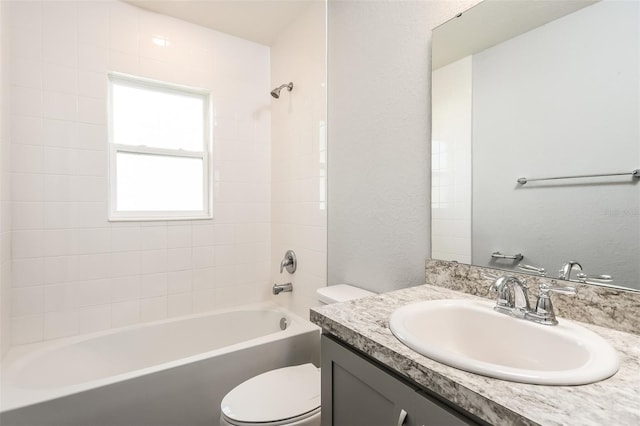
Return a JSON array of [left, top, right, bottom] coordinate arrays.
[[491, 251, 523, 261], [517, 169, 640, 185]]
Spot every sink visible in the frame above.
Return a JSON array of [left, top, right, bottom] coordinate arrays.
[[389, 299, 619, 385]]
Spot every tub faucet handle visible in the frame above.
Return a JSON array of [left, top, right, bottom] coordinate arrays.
[[280, 250, 297, 274]]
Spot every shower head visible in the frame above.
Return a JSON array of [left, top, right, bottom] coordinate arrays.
[[271, 82, 294, 99]]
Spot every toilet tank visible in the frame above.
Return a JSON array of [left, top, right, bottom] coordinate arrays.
[[316, 284, 375, 305]]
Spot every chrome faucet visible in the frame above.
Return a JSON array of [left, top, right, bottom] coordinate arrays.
[[490, 275, 531, 318], [558, 260, 582, 280], [279, 250, 297, 274], [273, 282, 293, 295], [490, 275, 576, 326]]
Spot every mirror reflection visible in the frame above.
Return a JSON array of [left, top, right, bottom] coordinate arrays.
[[431, 0, 640, 291]]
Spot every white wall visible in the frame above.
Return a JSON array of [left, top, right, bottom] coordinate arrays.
[[432, 56, 472, 264], [5, 0, 272, 347], [327, 0, 480, 293], [270, 1, 326, 318], [472, 0, 639, 288], [1, 0, 12, 358]]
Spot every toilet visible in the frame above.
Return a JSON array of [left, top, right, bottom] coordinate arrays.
[[219, 284, 374, 426]]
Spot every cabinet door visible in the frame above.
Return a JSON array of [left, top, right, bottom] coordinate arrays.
[[410, 390, 478, 426], [321, 335, 417, 426], [321, 335, 481, 426]]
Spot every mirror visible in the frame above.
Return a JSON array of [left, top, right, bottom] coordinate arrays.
[[431, 0, 640, 291]]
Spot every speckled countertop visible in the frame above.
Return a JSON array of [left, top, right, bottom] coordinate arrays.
[[310, 284, 640, 426]]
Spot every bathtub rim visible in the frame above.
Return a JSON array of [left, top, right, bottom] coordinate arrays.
[[1, 301, 320, 413]]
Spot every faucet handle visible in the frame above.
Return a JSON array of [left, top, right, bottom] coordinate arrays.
[[575, 273, 613, 283], [539, 283, 577, 296], [279, 250, 297, 274], [530, 283, 577, 325], [518, 264, 546, 277]]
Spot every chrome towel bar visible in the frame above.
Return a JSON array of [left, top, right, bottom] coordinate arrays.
[[517, 168, 640, 185], [491, 251, 523, 261]]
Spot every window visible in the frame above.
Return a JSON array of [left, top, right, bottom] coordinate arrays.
[[108, 74, 212, 220]]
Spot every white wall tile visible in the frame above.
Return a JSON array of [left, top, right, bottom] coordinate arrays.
[[139, 226, 167, 250], [42, 119, 78, 148], [6, 0, 275, 348], [167, 248, 191, 271], [78, 305, 111, 334], [76, 123, 106, 151], [11, 287, 44, 316], [77, 1, 110, 48], [44, 310, 79, 340], [11, 87, 43, 117], [167, 293, 191, 317], [78, 71, 107, 99], [12, 258, 45, 287], [140, 296, 167, 322], [43, 63, 78, 95], [140, 273, 167, 298], [109, 3, 139, 55], [167, 270, 192, 294], [11, 115, 43, 146], [192, 246, 214, 269], [12, 202, 44, 230], [111, 275, 141, 302], [78, 44, 109, 73], [12, 230, 44, 259], [111, 227, 141, 252], [11, 144, 43, 174], [42, 2, 78, 68], [11, 57, 42, 89], [43, 91, 77, 121], [167, 225, 191, 248], [111, 300, 140, 328], [192, 267, 215, 290], [43, 256, 72, 285], [110, 251, 141, 277], [77, 96, 106, 125], [141, 249, 167, 274], [191, 288, 215, 313], [191, 224, 214, 246], [11, 315, 44, 345], [73, 279, 112, 307]]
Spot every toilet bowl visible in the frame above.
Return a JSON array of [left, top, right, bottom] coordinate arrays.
[[219, 284, 374, 426]]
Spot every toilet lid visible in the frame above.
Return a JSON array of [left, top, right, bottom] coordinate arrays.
[[221, 363, 321, 424]]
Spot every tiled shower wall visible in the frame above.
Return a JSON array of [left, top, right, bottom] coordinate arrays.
[[5, 0, 272, 346], [270, 1, 327, 318]]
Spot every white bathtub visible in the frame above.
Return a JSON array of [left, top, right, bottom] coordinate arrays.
[[0, 302, 320, 426]]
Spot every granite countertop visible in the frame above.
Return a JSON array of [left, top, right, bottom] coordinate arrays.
[[310, 284, 640, 426]]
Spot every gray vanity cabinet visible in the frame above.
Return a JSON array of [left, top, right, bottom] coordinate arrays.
[[321, 335, 481, 426]]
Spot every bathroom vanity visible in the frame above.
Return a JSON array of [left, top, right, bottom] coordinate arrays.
[[321, 334, 482, 425], [311, 272, 640, 425]]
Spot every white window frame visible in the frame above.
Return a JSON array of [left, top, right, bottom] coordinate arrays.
[[107, 73, 213, 221]]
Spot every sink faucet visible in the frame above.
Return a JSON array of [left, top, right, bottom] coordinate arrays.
[[490, 275, 531, 317], [558, 260, 582, 280], [490, 274, 576, 326]]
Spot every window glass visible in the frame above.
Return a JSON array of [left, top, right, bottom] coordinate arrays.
[[111, 81, 205, 152], [116, 152, 204, 212]]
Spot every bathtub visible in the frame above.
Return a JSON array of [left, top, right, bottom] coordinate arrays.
[[0, 302, 320, 426]]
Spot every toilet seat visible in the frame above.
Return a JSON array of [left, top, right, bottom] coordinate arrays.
[[220, 363, 321, 426]]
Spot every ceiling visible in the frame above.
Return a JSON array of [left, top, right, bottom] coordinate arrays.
[[125, 0, 317, 46], [432, 0, 598, 69]]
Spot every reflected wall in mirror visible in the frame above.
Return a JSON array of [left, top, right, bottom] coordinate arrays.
[[431, 0, 640, 291]]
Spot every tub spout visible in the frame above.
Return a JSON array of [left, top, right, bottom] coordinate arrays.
[[273, 282, 293, 295]]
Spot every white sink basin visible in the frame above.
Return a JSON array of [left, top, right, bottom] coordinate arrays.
[[389, 299, 619, 385]]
